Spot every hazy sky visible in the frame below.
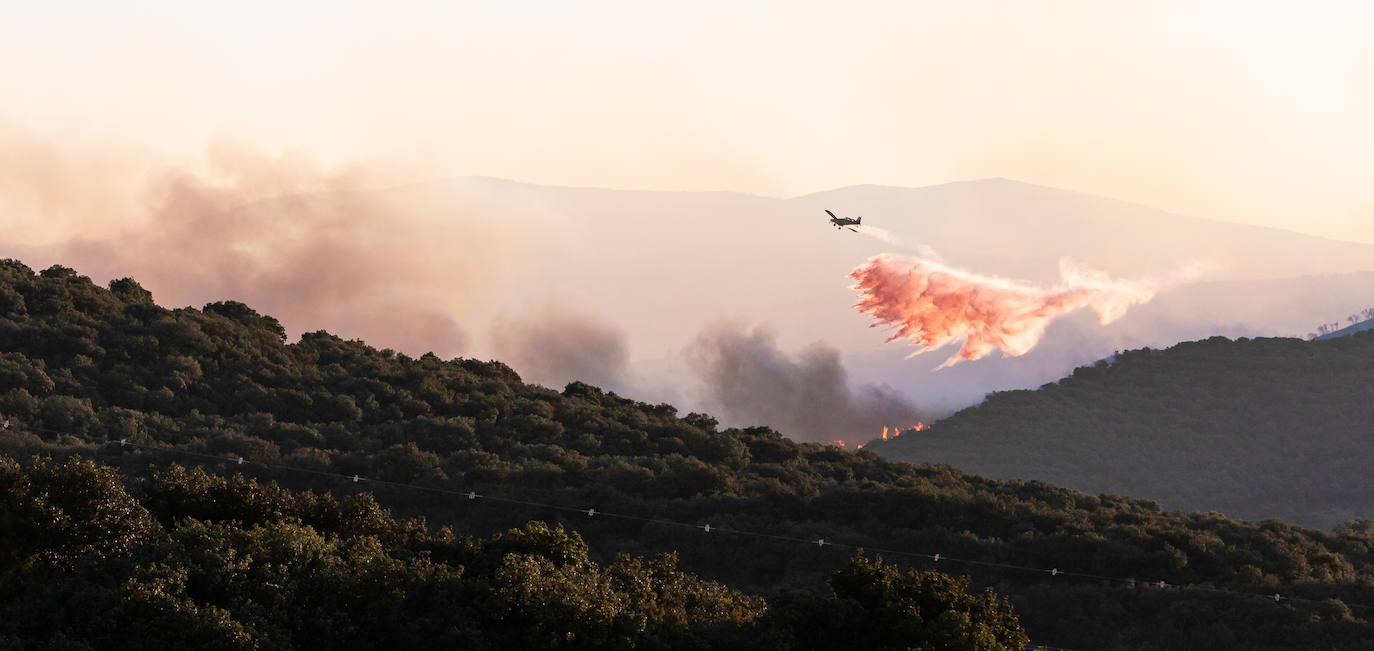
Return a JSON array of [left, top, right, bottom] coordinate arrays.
[[4, 1, 1373, 242]]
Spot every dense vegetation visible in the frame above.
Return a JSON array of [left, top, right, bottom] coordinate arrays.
[[2, 259, 1373, 648], [871, 332, 1374, 529], [0, 456, 1025, 650]]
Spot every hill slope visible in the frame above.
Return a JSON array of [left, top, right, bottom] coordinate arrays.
[[870, 333, 1374, 529], [3, 260, 1374, 648], [1316, 313, 1374, 340]]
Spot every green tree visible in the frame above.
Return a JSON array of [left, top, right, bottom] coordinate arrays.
[[760, 553, 1028, 651]]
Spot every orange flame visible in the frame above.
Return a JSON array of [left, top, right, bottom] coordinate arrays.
[[849, 254, 1155, 368], [829, 439, 847, 448], [879, 423, 927, 441]]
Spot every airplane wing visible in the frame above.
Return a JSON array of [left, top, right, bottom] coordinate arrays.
[[825, 209, 838, 219]]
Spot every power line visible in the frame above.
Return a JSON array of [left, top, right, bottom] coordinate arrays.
[[2, 418, 1371, 617]]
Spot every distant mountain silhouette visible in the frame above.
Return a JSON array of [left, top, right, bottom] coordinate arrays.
[[796, 178, 1374, 282]]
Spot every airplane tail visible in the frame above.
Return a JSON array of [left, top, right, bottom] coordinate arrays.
[[856, 217, 861, 224]]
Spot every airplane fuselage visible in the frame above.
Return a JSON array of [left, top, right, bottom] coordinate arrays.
[[825, 209, 860, 230]]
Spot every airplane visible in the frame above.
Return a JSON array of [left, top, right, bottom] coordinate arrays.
[[826, 209, 861, 231]]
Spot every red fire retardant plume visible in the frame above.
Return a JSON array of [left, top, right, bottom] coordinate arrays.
[[850, 254, 1156, 368]]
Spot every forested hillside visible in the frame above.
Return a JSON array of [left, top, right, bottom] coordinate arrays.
[[1, 456, 1028, 650], [871, 332, 1374, 529], [2, 260, 1374, 649]]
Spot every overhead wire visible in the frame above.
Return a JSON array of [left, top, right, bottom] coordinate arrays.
[[1, 417, 1370, 616]]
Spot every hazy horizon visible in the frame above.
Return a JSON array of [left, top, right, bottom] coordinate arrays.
[[4, 1, 1374, 243]]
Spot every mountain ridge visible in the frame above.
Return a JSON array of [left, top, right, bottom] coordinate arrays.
[[440, 174, 1374, 249]]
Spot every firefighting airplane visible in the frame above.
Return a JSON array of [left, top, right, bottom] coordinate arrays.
[[826, 209, 861, 231]]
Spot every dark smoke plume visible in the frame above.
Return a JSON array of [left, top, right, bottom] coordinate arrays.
[[686, 324, 925, 443], [20, 140, 478, 357], [489, 306, 630, 390]]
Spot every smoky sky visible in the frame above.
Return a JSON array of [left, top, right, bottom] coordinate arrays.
[[8, 140, 483, 358], [3, 131, 1354, 431], [685, 323, 925, 443], [489, 306, 630, 390]]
